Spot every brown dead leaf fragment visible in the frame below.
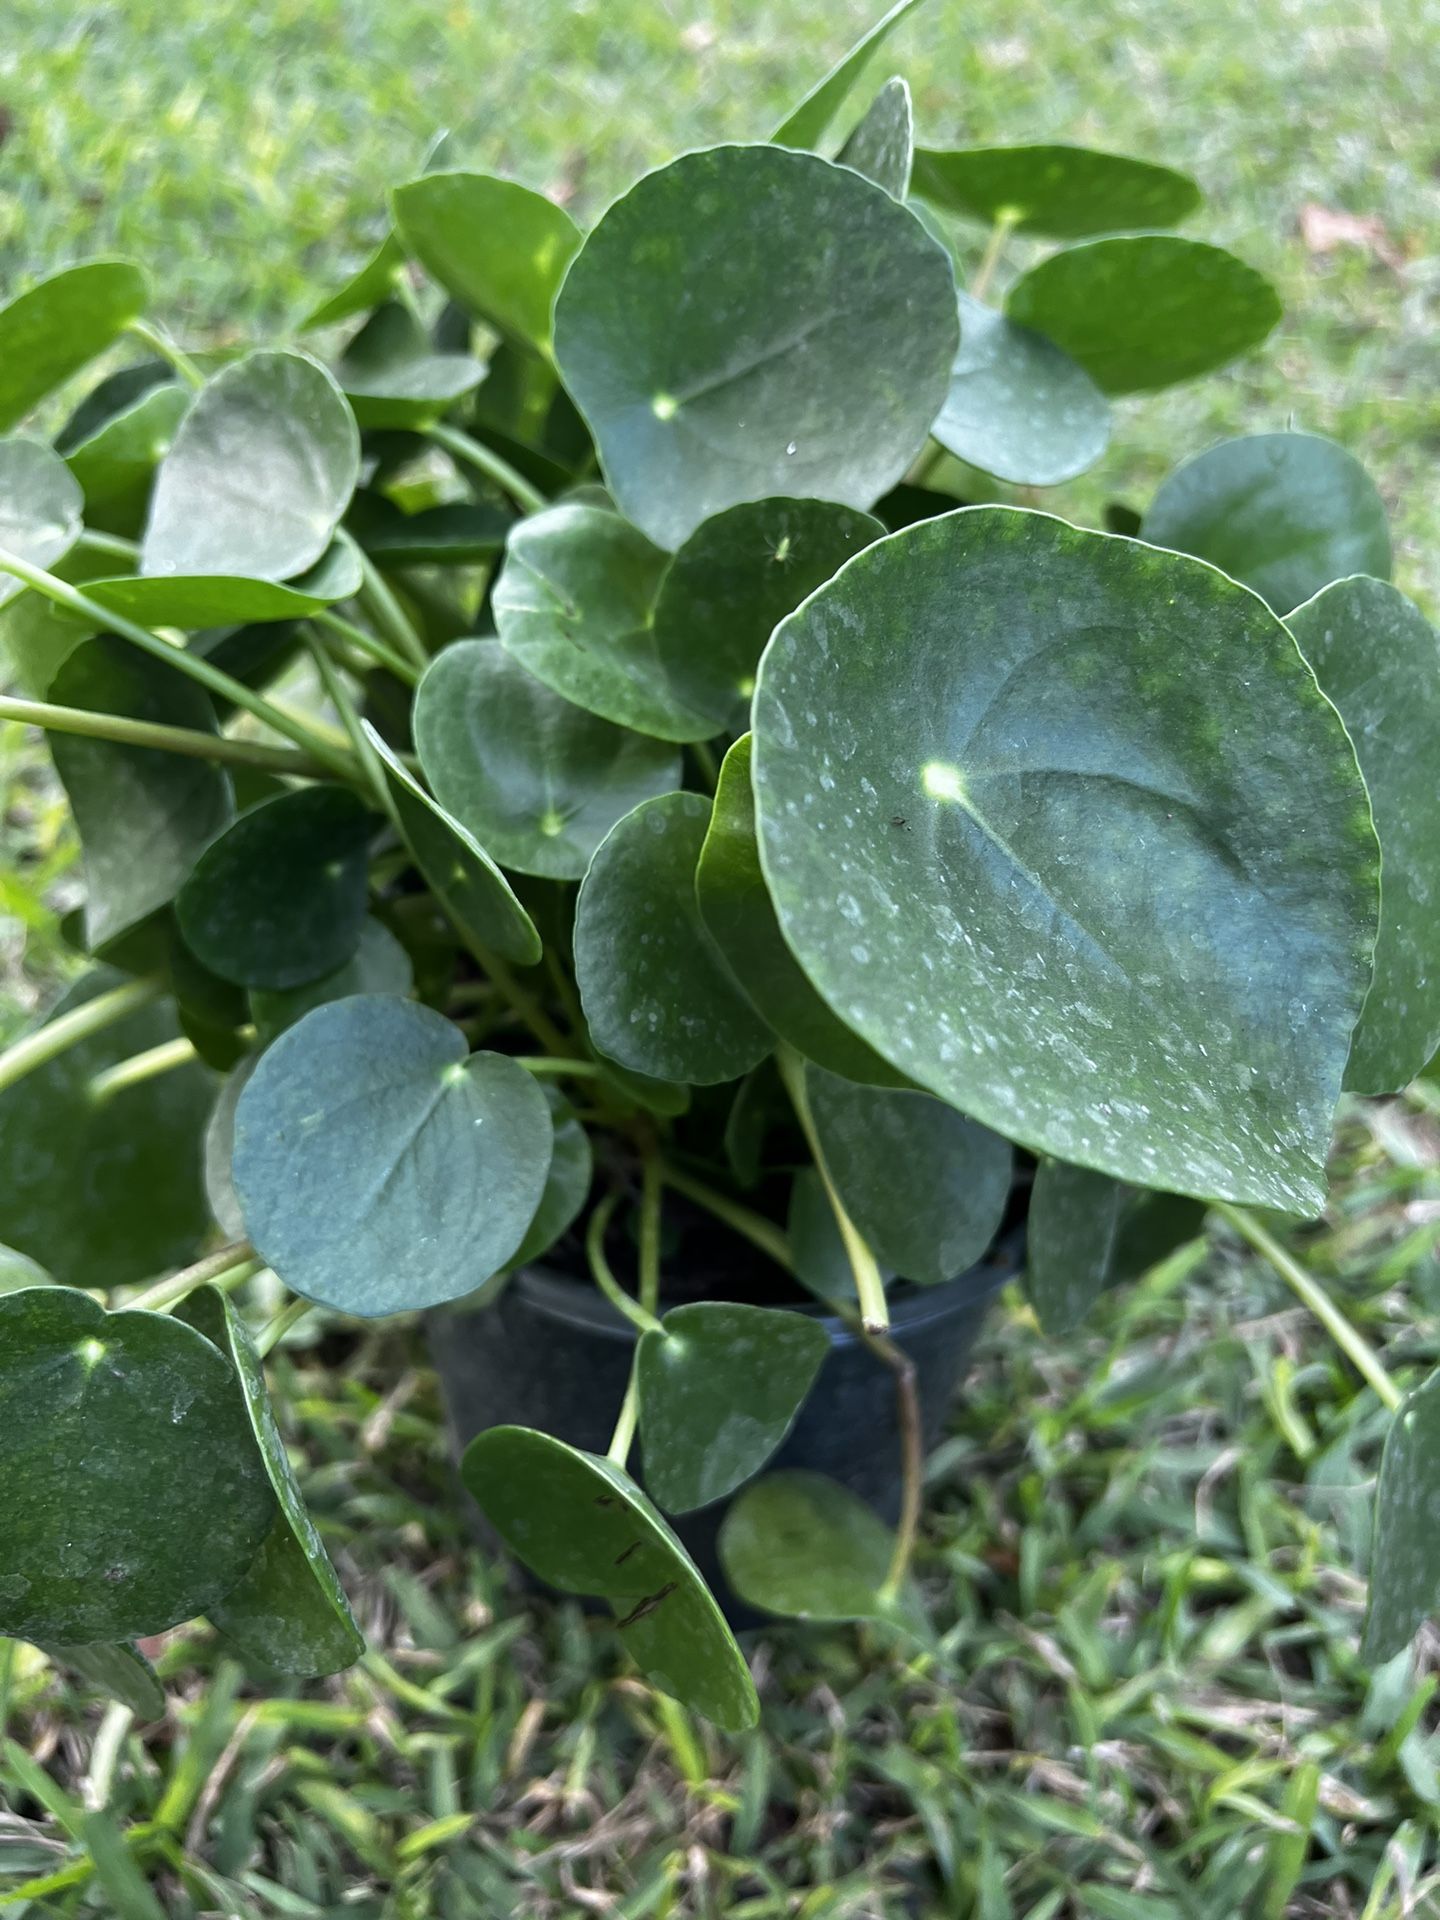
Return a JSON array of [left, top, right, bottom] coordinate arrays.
[[1299, 201, 1404, 268]]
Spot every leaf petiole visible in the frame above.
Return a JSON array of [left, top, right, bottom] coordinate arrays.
[[125, 317, 204, 389], [427, 420, 548, 516], [85, 1036, 196, 1107], [776, 1046, 889, 1331], [0, 690, 331, 777], [0, 976, 164, 1098]]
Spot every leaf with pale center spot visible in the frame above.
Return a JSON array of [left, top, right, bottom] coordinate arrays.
[[1363, 1367, 1440, 1663], [0, 261, 149, 433], [751, 507, 1377, 1214], [637, 1302, 829, 1513], [552, 145, 958, 550], [462, 1425, 759, 1731], [653, 500, 882, 731], [1288, 577, 1440, 1093], [142, 350, 361, 581], [1006, 237, 1281, 394], [336, 301, 485, 429], [492, 502, 711, 741], [362, 723, 542, 966], [176, 786, 375, 991], [837, 77, 913, 197], [414, 638, 681, 880], [0, 1286, 275, 1644], [575, 792, 773, 1085], [180, 1286, 363, 1677], [932, 295, 1110, 488], [805, 1064, 1012, 1284], [233, 995, 552, 1317], [718, 1471, 919, 1625], [0, 437, 85, 609], [1027, 1159, 1206, 1334], [771, 0, 928, 149], [911, 143, 1201, 237], [696, 734, 906, 1086], [1142, 431, 1391, 616]]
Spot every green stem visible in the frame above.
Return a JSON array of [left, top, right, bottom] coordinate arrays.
[[0, 691, 329, 777], [0, 976, 163, 1097], [342, 533, 430, 671], [128, 1244, 258, 1314], [428, 421, 547, 516], [126, 318, 204, 389], [468, 940, 570, 1057], [776, 1046, 889, 1331], [969, 210, 1018, 305], [1214, 1202, 1403, 1412], [86, 1035, 196, 1107], [74, 529, 140, 564], [607, 1364, 641, 1468], [514, 1056, 603, 1079], [862, 1327, 923, 1602], [312, 609, 420, 687], [254, 1295, 311, 1359], [305, 633, 393, 816], [660, 1163, 792, 1275], [0, 547, 360, 783], [639, 1144, 663, 1320], [587, 1191, 662, 1335]]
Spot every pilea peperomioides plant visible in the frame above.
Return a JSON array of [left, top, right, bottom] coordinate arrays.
[[0, 12, 1435, 1734]]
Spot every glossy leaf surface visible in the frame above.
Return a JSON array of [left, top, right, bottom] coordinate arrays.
[[911, 143, 1201, 237], [837, 76, 913, 197], [61, 383, 189, 532], [0, 262, 148, 433], [250, 915, 414, 1042], [80, 541, 363, 629], [1027, 1159, 1206, 1333], [336, 301, 485, 429], [1364, 1367, 1440, 1662], [0, 437, 84, 609], [770, 0, 927, 149]]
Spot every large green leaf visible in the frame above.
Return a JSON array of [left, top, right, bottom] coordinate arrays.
[[492, 502, 711, 741], [176, 786, 374, 991], [141, 350, 361, 581], [751, 508, 1377, 1214], [391, 171, 581, 353], [911, 144, 1201, 237], [0, 546, 109, 694], [1363, 1367, 1440, 1662], [79, 542, 363, 630], [0, 1287, 275, 1643], [652, 499, 882, 731], [696, 734, 906, 1086], [1026, 1160, 1206, 1334], [718, 1471, 913, 1624], [575, 792, 773, 1085], [770, 0, 928, 149], [1288, 578, 1440, 1092], [0, 968, 215, 1288], [362, 723, 542, 967], [637, 1302, 829, 1513], [301, 231, 408, 331], [931, 295, 1110, 488], [1141, 432, 1392, 616], [414, 638, 681, 880], [0, 262, 148, 433], [552, 145, 958, 550], [250, 915, 414, 1043], [335, 302, 485, 429], [232, 995, 552, 1316], [50, 636, 234, 949], [787, 1168, 872, 1307], [0, 437, 85, 609], [62, 383, 190, 533], [180, 1286, 363, 1677], [806, 1065, 1012, 1283], [1006, 237, 1282, 394], [837, 76, 913, 197], [461, 1425, 759, 1731]]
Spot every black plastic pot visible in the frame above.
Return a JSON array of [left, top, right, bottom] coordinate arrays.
[[429, 1233, 1020, 1628]]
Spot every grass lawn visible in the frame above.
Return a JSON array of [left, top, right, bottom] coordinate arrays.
[[1, 1, 1439, 1912]]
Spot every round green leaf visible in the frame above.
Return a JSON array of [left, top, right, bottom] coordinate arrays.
[[1027, 1160, 1205, 1334], [931, 294, 1110, 488], [1006, 237, 1282, 394], [0, 1286, 275, 1643], [362, 723, 542, 967], [392, 171, 581, 353], [336, 302, 485, 429], [82, 540, 363, 630], [250, 915, 414, 1042], [414, 639, 681, 880], [1141, 431, 1392, 616], [141, 350, 361, 581], [718, 1470, 907, 1623], [1362, 1366, 1440, 1663], [505, 1086, 592, 1274], [232, 995, 552, 1316], [205, 1055, 256, 1240], [787, 1168, 870, 1307], [0, 1245, 54, 1295], [638, 1302, 829, 1514], [653, 499, 882, 731], [751, 508, 1377, 1214], [176, 786, 375, 991], [0, 968, 215, 1289], [575, 792, 773, 1085], [461, 1425, 758, 1731], [837, 76, 913, 198], [62, 383, 190, 531], [806, 1065, 1012, 1284], [493, 502, 711, 741], [180, 1286, 363, 1677], [771, 0, 927, 149], [50, 635, 234, 949], [552, 145, 959, 551], [0, 261, 149, 434], [696, 734, 907, 1086], [301, 232, 408, 331], [911, 144, 1202, 238], [1288, 578, 1440, 1092], [0, 437, 84, 609]]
